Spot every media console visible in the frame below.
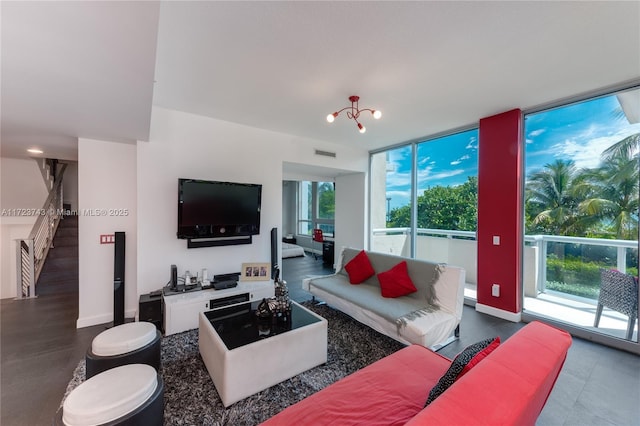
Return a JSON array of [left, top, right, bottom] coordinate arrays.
[[163, 280, 274, 335]]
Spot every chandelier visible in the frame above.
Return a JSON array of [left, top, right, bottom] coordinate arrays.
[[326, 95, 381, 133]]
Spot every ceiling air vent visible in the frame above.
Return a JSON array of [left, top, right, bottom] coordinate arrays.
[[315, 149, 336, 158]]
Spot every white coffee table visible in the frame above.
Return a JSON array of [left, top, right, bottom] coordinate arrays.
[[198, 301, 328, 407]]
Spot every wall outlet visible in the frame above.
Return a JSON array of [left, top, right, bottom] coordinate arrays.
[[492, 284, 500, 297], [100, 234, 115, 244], [492, 235, 500, 245]]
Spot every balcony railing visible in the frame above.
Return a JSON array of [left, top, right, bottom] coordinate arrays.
[[371, 227, 638, 300]]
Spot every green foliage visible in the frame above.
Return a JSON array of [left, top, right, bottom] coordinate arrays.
[[546, 256, 603, 288], [545, 281, 600, 299], [545, 255, 638, 299], [317, 182, 335, 219], [387, 176, 477, 231]]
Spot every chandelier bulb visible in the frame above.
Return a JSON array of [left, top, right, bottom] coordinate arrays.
[[326, 96, 379, 133]]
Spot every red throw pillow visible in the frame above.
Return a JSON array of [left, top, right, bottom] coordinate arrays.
[[377, 261, 417, 298], [458, 336, 500, 378], [344, 250, 375, 284]]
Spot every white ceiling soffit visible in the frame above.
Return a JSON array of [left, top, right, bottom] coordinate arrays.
[[153, 1, 640, 151], [283, 161, 357, 182], [1, 1, 160, 160], [1, 1, 639, 161], [617, 89, 640, 124]]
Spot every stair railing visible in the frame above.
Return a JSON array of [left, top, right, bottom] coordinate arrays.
[[15, 163, 67, 299]]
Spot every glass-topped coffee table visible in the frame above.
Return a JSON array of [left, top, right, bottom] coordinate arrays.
[[198, 300, 328, 407]]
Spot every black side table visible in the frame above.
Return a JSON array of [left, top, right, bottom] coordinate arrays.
[[322, 241, 335, 265]]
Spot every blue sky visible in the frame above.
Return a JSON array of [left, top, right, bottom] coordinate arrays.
[[385, 93, 640, 211]]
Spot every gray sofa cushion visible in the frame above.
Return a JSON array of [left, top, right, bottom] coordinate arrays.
[[309, 275, 429, 324], [339, 248, 441, 309]]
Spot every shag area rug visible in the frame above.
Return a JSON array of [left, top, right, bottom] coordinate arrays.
[[61, 302, 405, 425]]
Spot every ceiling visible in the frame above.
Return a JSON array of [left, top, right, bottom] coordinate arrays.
[[2, 1, 639, 161]]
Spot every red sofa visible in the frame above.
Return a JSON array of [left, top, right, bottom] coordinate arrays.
[[261, 321, 571, 426]]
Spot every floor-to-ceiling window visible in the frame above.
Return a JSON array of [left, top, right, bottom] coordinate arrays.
[[370, 129, 479, 298], [371, 145, 414, 257], [523, 87, 639, 344], [297, 181, 335, 238]]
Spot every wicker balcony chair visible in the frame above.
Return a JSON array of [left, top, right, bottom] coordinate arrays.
[[594, 269, 638, 340]]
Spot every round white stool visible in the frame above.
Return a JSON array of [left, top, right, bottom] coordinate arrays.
[[58, 364, 164, 426], [86, 322, 161, 379]]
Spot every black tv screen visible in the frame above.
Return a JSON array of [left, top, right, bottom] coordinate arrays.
[[178, 179, 262, 239]]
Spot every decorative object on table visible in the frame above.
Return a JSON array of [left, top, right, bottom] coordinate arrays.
[[272, 266, 291, 322], [240, 262, 271, 281], [256, 298, 273, 320], [256, 298, 274, 336]]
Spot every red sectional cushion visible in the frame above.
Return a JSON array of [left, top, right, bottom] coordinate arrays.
[[459, 336, 500, 378], [260, 345, 452, 426], [377, 261, 418, 298], [406, 321, 572, 426], [343, 250, 375, 284]]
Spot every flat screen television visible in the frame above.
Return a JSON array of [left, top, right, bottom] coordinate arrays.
[[177, 179, 262, 239]]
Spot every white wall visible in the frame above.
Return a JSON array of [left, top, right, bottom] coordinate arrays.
[[0, 157, 49, 298], [334, 173, 367, 261], [1, 157, 49, 210], [77, 138, 137, 327], [136, 107, 368, 296]]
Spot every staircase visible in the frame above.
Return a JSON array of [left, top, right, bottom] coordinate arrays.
[[36, 215, 78, 296], [15, 162, 67, 299]]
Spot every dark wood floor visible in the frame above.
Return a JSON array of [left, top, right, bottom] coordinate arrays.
[[1, 244, 638, 425], [0, 217, 105, 426]]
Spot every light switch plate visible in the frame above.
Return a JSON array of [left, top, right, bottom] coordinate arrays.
[[492, 284, 500, 297]]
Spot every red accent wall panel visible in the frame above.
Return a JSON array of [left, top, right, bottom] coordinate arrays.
[[477, 109, 523, 313]]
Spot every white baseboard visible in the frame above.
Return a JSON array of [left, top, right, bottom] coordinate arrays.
[[76, 308, 137, 329], [475, 303, 522, 323]]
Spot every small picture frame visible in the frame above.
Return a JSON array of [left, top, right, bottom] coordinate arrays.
[[240, 262, 271, 281]]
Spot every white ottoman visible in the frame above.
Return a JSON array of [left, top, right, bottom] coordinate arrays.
[[86, 322, 161, 379], [58, 364, 164, 426]]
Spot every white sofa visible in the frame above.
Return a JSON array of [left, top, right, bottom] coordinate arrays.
[[303, 247, 465, 348]]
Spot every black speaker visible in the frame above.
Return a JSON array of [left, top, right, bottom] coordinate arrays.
[[270, 227, 278, 279], [139, 293, 163, 332], [114, 232, 125, 326], [170, 264, 178, 290]]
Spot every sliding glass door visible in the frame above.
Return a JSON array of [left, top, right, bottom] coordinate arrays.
[[523, 87, 639, 344]]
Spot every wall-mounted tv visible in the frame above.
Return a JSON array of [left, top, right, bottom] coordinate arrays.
[[177, 179, 262, 240]]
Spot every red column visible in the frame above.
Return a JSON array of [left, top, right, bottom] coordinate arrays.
[[477, 109, 523, 315]]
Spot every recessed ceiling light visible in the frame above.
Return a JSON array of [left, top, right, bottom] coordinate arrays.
[[27, 148, 43, 154]]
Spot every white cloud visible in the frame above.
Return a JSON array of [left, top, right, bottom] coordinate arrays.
[[418, 168, 465, 189], [450, 154, 470, 165], [528, 129, 546, 137], [465, 136, 478, 150], [385, 170, 411, 189], [550, 125, 640, 169]]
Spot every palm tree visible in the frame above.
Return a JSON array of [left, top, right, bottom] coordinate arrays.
[[602, 132, 640, 160], [579, 149, 639, 239], [525, 159, 592, 236]]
